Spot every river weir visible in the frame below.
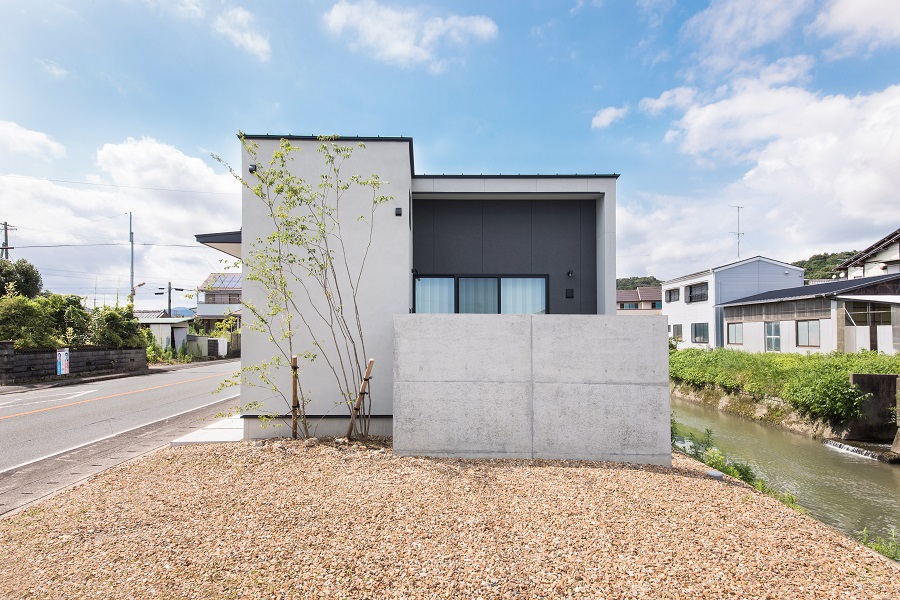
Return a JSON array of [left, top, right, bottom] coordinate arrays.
[[672, 396, 900, 540]]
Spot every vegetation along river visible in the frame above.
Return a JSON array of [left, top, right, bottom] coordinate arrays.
[[671, 397, 900, 540]]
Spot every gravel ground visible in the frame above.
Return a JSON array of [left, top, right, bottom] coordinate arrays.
[[1, 439, 897, 599]]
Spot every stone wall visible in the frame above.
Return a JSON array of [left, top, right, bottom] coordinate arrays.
[[0, 341, 147, 385], [393, 314, 671, 465]]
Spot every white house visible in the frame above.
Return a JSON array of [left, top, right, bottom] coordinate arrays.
[[194, 272, 242, 333], [196, 134, 671, 465], [662, 257, 804, 348], [720, 273, 900, 355], [836, 227, 900, 279], [616, 286, 662, 316]]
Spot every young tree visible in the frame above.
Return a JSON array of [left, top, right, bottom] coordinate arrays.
[[216, 135, 390, 440]]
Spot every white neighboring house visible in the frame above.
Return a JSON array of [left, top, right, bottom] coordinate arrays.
[[662, 257, 805, 348], [720, 273, 900, 355], [195, 272, 242, 333], [836, 227, 900, 279]]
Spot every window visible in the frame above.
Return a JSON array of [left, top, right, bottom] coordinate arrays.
[[414, 277, 454, 313], [651, 301, 662, 309], [414, 276, 547, 315], [846, 302, 892, 326], [665, 289, 680, 302], [796, 320, 820, 347], [765, 321, 781, 352], [690, 323, 708, 344], [672, 324, 683, 340], [620, 302, 639, 310], [727, 322, 743, 345], [686, 282, 708, 303]]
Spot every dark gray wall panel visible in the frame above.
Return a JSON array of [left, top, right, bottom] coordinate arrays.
[[413, 198, 597, 314], [483, 201, 533, 273], [412, 199, 435, 273], [432, 200, 483, 273]]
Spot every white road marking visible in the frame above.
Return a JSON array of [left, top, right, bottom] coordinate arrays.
[[0, 389, 98, 409]]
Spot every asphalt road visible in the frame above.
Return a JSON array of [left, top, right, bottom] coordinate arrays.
[[0, 360, 241, 473]]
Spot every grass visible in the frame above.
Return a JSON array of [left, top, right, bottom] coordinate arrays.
[[858, 528, 900, 562]]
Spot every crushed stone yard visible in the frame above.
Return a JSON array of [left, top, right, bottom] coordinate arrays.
[[1, 439, 897, 599]]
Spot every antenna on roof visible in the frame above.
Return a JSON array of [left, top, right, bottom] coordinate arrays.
[[729, 205, 745, 259]]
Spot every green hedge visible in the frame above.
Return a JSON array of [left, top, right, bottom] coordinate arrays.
[[669, 348, 900, 423]]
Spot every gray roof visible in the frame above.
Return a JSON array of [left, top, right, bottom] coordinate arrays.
[[836, 227, 900, 269], [720, 273, 900, 307], [200, 272, 242, 290]]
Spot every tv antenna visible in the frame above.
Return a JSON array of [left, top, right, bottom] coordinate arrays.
[[729, 205, 745, 259]]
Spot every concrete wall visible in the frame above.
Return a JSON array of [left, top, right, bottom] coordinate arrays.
[[0, 341, 147, 385], [393, 314, 671, 465]]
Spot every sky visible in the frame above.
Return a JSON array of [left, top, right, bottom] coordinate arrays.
[[2, 0, 900, 309]]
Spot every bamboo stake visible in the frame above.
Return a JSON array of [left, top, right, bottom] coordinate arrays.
[[291, 355, 299, 439], [346, 358, 374, 439]]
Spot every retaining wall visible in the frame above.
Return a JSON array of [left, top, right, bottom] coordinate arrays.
[[0, 341, 147, 385], [393, 314, 671, 466]]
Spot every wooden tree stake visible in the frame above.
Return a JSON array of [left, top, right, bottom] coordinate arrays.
[[346, 358, 375, 439], [291, 355, 299, 439]]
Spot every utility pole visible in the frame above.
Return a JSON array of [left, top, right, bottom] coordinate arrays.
[[729, 205, 745, 259], [129, 212, 134, 299], [1, 222, 16, 260], [155, 282, 185, 316]]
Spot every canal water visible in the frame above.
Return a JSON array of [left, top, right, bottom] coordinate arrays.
[[671, 397, 900, 540]]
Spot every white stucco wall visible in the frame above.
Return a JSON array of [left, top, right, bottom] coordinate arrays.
[[240, 138, 413, 430], [725, 318, 837, 354], [393, 314, 671, 465]]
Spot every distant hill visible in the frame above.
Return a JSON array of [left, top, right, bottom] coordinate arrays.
[[616, 276, 661, 290], [791, 251, 858, 280]]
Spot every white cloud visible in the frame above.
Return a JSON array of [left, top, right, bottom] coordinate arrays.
[[591, 105, 629, 129], [639, 86, 696, 114], [143, 0, 205, 19], [213, 7, 271, 61], [323, 0, 498, 72], [570, 0, 602, 15], [682, 0, 811, 73], [0, 121, 66, 160], [36, 58, 68, 79], [635, 58, 900, 277], [2, 138, 240, 309], [812, 0, 900, 55], [636, 0, 675, 28]]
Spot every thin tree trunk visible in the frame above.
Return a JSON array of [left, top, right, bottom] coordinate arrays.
[[346, 358, 374, 439], [291, 355, 299, 439]]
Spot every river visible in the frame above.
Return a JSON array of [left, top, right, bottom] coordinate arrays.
[[671, 396, 900, 540]]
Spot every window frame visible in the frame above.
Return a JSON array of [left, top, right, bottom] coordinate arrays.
[[671, 324, 683, 341], [620, 302, 639, 310], [727, 322, 743, 345], [796, 319, 820, 347], [686, 282, 709, 303], [765, 321, 781, 352], [665, 288, 680, 303], [690, 322, 709, 344], [413, 274, 550, 315]]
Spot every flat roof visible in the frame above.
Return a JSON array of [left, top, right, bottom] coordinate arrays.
[[720, 273, 900, 306]]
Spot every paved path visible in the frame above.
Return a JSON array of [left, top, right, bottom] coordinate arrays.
[[0, 361, 242, 517]]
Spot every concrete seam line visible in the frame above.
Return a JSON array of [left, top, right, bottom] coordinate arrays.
[[530, 315, 535, 460], [0, 394, 240, 475]]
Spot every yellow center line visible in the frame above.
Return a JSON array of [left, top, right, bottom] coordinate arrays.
[[0, 372, 227, 421]]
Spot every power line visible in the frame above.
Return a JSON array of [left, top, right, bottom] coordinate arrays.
[[10, 242, 208, 249], [0, 173, 238, 196]]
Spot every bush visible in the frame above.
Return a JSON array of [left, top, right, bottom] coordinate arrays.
[[670, 348, 900, 424]]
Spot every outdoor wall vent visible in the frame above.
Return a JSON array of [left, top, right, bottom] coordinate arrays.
[[395, 207, 402, 216]]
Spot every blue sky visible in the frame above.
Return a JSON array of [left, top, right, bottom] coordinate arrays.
[[2, 0, 899, 309]]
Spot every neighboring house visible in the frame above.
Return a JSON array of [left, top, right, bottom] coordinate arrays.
[[135, 311, 193, 350], [196, 272, 242, 333], [720, 273, 900, 355], [196, 134, 671, 465], [616, 286, 662, 315], [662, 257, 805, 348], [836, 227, 900, 279]]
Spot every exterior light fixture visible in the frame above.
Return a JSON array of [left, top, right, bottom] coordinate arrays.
[[395, 207, 402, 216], [567, 270, 574, 277], [249, 164, 257, 173]]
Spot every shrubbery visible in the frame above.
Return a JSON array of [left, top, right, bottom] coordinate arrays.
[[670, 348, 900, 423], [0, 288, 146, 350]]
